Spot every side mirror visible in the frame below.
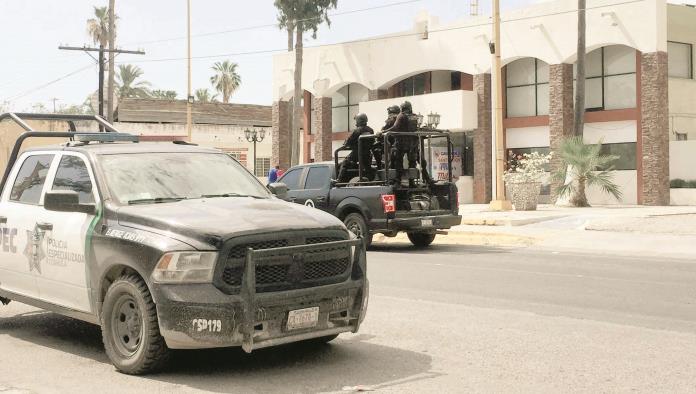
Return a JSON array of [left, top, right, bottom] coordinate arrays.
[[267, 182, 288, 199], [44, 190, 95, 215]]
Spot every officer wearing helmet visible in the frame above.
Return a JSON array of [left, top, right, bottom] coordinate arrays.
[[385, 101, 419, 184], [372, 105, 401, 170], [337, 112, 374, 182]]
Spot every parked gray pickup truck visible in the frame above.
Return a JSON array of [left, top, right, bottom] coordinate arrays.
[[0, 113, 368, 375]]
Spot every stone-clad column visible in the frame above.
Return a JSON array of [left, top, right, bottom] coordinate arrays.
[[548, 63, 575, 200], [313, 96, 333, 162], [473, 74, 493, 204], [640, 51, 670, 205], [271, 100, 290, 170]]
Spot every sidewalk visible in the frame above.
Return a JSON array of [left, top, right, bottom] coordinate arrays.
[[437, 204, 696, 260]]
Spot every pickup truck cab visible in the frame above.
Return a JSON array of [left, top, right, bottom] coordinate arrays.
[[0, 113, 368, 375], [277, 130, 461, 248]]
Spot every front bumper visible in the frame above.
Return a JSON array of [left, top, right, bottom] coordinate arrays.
[[153, 239, 368, 352]]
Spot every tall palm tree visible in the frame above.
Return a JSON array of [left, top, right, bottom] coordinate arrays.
[[116, 64, 151, 98], [195, 88, 218, 103], [552, 137, 622, 207], [86, 6, 110, 46], [209, 61, 241, 103], [275, 0, 338, 166]]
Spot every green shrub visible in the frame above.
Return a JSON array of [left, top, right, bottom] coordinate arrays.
[[671, 179, 696, 188]]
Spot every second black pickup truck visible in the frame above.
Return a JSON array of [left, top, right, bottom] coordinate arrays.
[[274, 130, 461, 248]]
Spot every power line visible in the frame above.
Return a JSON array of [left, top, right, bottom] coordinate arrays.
[[116, 0, 645, 65], [3, 63, 95, 102], [122, 0, 424, 46]]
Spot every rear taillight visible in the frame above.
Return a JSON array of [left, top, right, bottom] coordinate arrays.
[[381, 194, 396, 213]]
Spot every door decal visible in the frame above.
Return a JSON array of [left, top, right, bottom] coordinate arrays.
[[24, 226, 47, 274]]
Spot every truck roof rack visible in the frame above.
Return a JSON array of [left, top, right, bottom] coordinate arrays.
[[0, 112, 138, 192]]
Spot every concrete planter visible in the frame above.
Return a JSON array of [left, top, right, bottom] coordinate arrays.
[[670, 188, 696, 206], [507, 181, 542, 211]]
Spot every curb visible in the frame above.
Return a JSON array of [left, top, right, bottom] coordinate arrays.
[[373, 231, 540, 247], [458, 214, 568, 227]]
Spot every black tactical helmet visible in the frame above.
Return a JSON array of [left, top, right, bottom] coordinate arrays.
[[387, 105, 400, 115], [354, 112, 368, 126], [401, 101, 413, 113]]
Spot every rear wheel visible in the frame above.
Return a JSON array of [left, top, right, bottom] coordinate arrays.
[[101, 274, 171, 375], [407, 232, 436, 248], [344, 213, 373, 249]]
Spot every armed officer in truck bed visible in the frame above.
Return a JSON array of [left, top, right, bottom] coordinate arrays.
[[337, 113, 374, 182], [372, 105, 400, 172], [385, 101, 419, 186]]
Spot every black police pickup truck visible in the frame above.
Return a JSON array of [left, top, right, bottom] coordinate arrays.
[[0, 113, 368, 375], [274, 130, 462, 248]]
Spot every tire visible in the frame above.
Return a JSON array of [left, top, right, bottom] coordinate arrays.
[[407, 232, 436, 248], [101, 274, 171, 375], [343, 213, 373, 249]]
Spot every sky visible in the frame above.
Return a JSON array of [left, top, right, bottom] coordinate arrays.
[[0, 0, 690, 112]]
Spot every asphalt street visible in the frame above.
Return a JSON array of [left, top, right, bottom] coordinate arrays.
[[1, 242, 696, 393]]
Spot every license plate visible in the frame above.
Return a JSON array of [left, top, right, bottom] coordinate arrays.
[[421, 219, 433, 227], [287, 307, 319, 330]]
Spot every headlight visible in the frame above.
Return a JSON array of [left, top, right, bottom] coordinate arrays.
[[152, 251, 217, 283]]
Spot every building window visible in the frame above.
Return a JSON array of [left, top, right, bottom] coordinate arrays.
[[227, 151, 247, 168], [451, 72, 461, 90], [580, 45, 636, 111], [331, 84, 368, 133], [254, 157, 271, 177], [395, 73, 428, 97], [599, 142, 636, 170], [505, 58, 549, 117], [668, 41, 693, 79]]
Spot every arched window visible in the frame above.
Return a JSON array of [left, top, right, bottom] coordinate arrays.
[[505, 58, 549, 117], [331, 84, 368, 133]]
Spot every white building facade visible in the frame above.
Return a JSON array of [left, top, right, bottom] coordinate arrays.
[[272, 0, 696, 205]]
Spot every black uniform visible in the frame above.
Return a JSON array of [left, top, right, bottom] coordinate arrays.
[[386, 112, 419, 182], [372, 114, 397, 170], [337, 124, 374, 182]]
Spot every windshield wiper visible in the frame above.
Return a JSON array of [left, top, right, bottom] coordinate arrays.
[[200, 193, 264, 199], [128, 197, 188, 205]]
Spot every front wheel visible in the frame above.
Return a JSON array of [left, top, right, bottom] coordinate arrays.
[[344, 213, 373, 249], [101, 274, 171, 375], [407, 232, 436, 248]]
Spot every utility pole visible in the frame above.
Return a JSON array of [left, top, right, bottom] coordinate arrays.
[[574, 0, 586, 137], [58, 45, 145, 124], [186, 0, 193, 141], [51, 98, 59, 113], [107, 0, 116, 122], [489, 0, 512, 211]]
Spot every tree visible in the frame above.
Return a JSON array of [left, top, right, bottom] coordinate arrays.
[[150, 90, 178, 100], [195, 88, 218, 103], [275, 0, 338, 166], [210, 61, 241, 103], [86, 5, 118, 119], [552, 137, 622, 207], [574, 0, 586, 137], [116, 64, 151, 98], [56, 103, 94, 115]]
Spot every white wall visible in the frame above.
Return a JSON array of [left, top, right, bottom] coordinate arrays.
[[506, 126, 550, 148], [456, 176, 474, 204], [670, 140, 696, 180], [586, 170, 637, 205], [358, 90, 477, 132], [273, 0, 668, 99], [583, 121, 636, 144]]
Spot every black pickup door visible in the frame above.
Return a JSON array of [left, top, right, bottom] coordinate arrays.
[[278, 164, 332, 210]]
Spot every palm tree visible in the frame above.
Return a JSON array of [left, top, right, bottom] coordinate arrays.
[[116, 64, 151, 98], [209, 61, 241, 103], [275, 0, 338, 166], [195, 88, 218, 103], [552, 137, 622, 207], [86, 6, 110, 46]]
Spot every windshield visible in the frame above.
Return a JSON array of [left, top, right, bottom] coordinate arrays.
[[99, 152, 270, 205]]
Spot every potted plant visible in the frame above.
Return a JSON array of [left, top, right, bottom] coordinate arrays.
[[504, 151, 552, 211]]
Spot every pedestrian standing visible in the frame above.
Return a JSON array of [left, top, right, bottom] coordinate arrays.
[[277, 167, 285, 178], [268, 165, 279, 183]]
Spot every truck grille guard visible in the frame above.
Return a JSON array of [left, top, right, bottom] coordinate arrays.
[[238, 238, 366, 353]]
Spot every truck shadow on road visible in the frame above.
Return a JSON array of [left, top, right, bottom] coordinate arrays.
[[369, 242, 513, 255], [0, 309, 437, 393]]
